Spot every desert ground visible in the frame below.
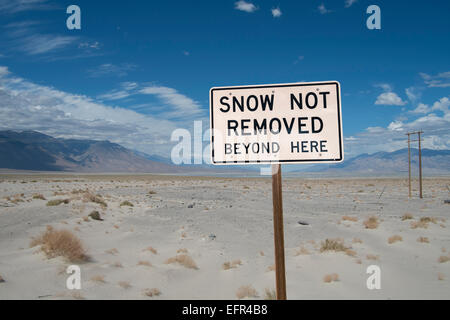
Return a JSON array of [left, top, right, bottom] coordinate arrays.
[[0, 173, 449, 300]]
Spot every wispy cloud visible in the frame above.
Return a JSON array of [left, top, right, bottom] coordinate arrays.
[[419, 71, 450, 88], [344, 0, 358, 8], [18, 34, 78, 55], [139, 85, 202, 118], [0, 0, 55, 14], [293, 55, 304, 64], [271, 7, 282, 18], [235, 1, 257, 13], [2, 19, 78, 56], [87, 63, 137, 78], [318, 3, 332, 14]]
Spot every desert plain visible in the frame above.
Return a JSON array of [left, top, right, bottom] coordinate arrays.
[[0, 174, 449, 299]]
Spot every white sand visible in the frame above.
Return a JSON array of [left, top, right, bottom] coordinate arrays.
[[0, 174, 449, 300]]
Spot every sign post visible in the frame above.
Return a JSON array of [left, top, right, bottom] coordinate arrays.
[[271, 164, 286, 300], [209, 81, 344, 300]]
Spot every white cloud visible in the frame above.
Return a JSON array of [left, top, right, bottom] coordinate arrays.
[[271, 7, 282, 18], [139, 86, 202, 118], [0, 66, 9, 77], [411, 103, 430, 114], [420, 71, 450, 88], [318, 3, 332, 14], [235, 1, 257, 13], [375, 92, 407, 106], [344, 0, 358, 8], [387, 120, 403, 131], [0, 0, 54, 14], [0, 66, 204, 157], [345, 96, 450, 157], [78, 41, 101, 50], [87, 63, 137, 78], [374, 83, 392, 92], [431, 97, 450, 113], [405, 87, 421, 102]]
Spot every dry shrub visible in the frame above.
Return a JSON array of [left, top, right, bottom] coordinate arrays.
[[72, 292, 84, 300], [148, 190, 157, 195], [118, 281, 131, 289], [438, 273, 445, 281], [83, 192, 107, 207], [111, 262, 123, 268], [236, 285, 258, 299], [177, 248, 188, 254], [30, 226, 88, 262], [342, 216, 358, 222], [32, 194, 46, 200], [438, 255, 450, 263], [91, 275, 106, 283], [320, 239, 348, 253], [410, 220, 428, 229], [402, 213, 414, 221], [420, 217, 437, 224], [120, 200, 134, 207], [137, 260, 152, 267], [323, 273, 339, 283], [144, 246, 158, 254], [222, 259, 242, 270], [105, 248, 119, 255], [355, 259, 362, 264], [366, 254, 379, 261], [345, 249, 357, 257], [259, 251, 265, 256], [417, 237, 429, 243], [266, 264, 275, 272], [143, 288, 161, 297], [264, 288, 276, 300], [352, 238, 363, 244], [165, 254, 198, 269], [363, 216, 379, 229], [388, 235, 403, 244], [46, 199, 70, 206], [295, 246, 310, 256]]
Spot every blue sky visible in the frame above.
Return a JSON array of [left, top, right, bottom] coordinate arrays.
[[0, 0, 449, 161]]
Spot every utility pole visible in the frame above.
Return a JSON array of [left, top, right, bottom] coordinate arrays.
[[406, 131, 424, 199], [418, 131, 423, 199], [407, 133, 411, 198]]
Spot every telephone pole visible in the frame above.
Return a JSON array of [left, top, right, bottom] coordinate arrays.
[[418, 131, 423, 199], [407, 133, 411, 198], [406, 131, 424, 199]]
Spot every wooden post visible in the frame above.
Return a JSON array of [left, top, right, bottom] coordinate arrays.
[[407, 133, 411, 198], [418, 131, 423, 199], [271, 164, 287, 300]]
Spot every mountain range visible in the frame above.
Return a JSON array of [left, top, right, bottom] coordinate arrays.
[[0, 130, 449, 176], [297, 148, 450, 176], [0, 130, 180, 173]]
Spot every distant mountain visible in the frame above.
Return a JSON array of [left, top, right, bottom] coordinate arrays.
[[0, 130, 181, 173], [298, 148, 450, 176]]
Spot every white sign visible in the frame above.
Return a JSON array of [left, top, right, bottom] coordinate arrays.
[[209, 81, 343, 165]]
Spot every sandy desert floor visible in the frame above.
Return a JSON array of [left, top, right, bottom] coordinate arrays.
[[0, 174, 449, 300]]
